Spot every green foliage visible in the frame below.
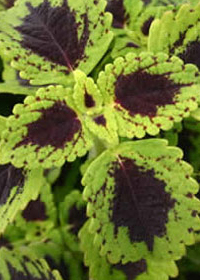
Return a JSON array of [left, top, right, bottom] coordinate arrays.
[[0, 0, 200, 280]]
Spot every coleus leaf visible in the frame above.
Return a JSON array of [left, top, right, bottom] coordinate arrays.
[[0, 165, 45, 234], [6, 182, 57, 240], [73, 70, 118, 145], [148, 3, 200, 72], [0, 85, 93, 168], [59, 190, 87, 252], [0, 0, 113, 86], [79, 220, 178, 280], [0, 247, 63, 280], [82, 139, 200, 264], [97, 52, 200, 138]]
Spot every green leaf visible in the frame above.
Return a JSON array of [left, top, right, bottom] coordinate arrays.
[[79, 220, 178, 280], [82, 139, 200, 264], [0, 165, 45, 234], [0, 85, 93, 168], [148, 3, 200, 72], [0, 0, 113, 86], [0, 247, 63, 280], [97, 52, 200, 139]]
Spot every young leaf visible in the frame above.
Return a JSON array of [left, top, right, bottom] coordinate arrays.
[[0, 247, 63, 280], [59, 190, 87, 252], [0, 0, 113, 86], [148, 3, 200, 72], [97, 52, 200, 138], [0, 165, 45, 234], [79, 220, 178, 280], [0, 85, 93, 168], [73, 70, 118, 145], [82, 139, 200, 264]]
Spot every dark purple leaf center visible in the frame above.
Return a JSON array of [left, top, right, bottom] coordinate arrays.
[[68, 204, 87, 235], [111, 158, 175, 251], [16, 101, 81, 149], [16, 0, 89, 72], [115, 71, 181, 117], [106, 0, 128, 28], [178, 41, 200, 70], [22, 196, 48, 221], [114, 259, 147, 280], [141, 17, 154, 36], [0, 164, 25, 205]]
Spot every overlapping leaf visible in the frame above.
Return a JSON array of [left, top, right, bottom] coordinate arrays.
[[0, 0, 113, 86], [82, 139, 200, 264], [79, 220, 178, 280], [97, 52, 200, 138], [0, 85, 93, 168]]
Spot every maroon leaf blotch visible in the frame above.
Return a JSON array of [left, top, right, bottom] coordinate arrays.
[[16, 0, 89, 72], [15, 101, 81, 149], [94, 115, 106, 126], [68, 204, 87, 235], [106, 0, 128, 28], [84, 91, 95, 108], [114, 259, 147, 280], [111, 158, 175, 251], [0, 164, 25, 205], [141, 17, 154, 36], [115, 71, 181, 117], [179, 41, 200, 71], [22, 196, 48, 221]]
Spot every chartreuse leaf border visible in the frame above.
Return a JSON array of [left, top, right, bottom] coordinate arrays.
[[0, 85, 93, 169], [82, 139, 200, 264], [97, 51, 200, 139], [79, 220, 178, 280], [0, 0, 113, 86]]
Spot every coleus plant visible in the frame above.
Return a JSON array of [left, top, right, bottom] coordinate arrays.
[[0, 0, 200, 280]]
